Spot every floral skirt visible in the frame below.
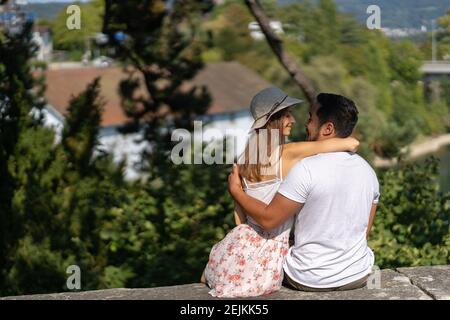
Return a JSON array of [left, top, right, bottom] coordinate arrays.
[[204, 223, 290, 298]]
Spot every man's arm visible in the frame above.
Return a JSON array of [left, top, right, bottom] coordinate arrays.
[[366, 203, 377, 239], [228, 165, 303, 230], [283, 137, 359, 161]]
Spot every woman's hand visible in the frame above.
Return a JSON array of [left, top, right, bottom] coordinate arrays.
[[346, 136, 360, 153]]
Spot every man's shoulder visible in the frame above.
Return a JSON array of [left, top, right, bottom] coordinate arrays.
[[349, 153, 377, 175], [299, 152, 352, 164], [300, 152, 376, 173]]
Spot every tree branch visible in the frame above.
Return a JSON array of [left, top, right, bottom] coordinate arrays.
[[245, 0, 316, 106]]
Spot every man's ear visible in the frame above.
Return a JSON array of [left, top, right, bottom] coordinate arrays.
[[320, 122, 335, 137]]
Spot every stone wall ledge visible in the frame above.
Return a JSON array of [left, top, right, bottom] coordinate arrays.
[[1, 265, 449, 300]]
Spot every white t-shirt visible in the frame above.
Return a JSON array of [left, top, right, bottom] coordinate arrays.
[[278, 152, 380, 288]]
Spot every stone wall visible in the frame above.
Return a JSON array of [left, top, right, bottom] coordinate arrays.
[[1, 265, 449, 300]]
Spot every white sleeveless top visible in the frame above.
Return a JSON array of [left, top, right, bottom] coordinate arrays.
[[241, 147, 294, 237]]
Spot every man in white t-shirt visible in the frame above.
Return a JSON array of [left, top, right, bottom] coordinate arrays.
[[228, 93, 380, 291]]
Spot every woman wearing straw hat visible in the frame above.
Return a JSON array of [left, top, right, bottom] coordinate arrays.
[[201, 87, 359, 297]]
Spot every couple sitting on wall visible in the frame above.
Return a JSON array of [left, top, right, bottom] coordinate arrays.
[[201, 87, 380, 298]]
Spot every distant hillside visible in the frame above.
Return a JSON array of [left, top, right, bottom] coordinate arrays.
[[22, 2, 69, 21], [279, 0, 450, 28], [335, 0, 450, 28], [22, 0, 450, 28]]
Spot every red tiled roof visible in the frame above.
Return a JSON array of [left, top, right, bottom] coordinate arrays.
[[45, 67, 128, 127], [44, 62, 271, 127], [185, 62, 272, 114]]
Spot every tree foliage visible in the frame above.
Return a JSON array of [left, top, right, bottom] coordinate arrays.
[[371, 158, 450, 268], [204, 0, 449, 161], [51, 0, 104, 60], [0, 21, 128, 295], [102, 0, 213, 172], [99, 0, 234, 288]]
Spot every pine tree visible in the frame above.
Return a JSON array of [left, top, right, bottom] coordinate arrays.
[[102, 0, 213, 174], [61, 78, 104, 177], [0, 21, 46, 291], [0, 17, 129, 294]]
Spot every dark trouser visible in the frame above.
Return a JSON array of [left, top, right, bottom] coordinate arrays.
[[283, 272, 369, 292]]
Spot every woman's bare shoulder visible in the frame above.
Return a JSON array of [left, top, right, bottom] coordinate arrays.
[[281, 143, 306, 176], [281, 141, 307, 159]]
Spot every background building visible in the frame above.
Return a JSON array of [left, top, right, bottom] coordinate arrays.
[[41, 62, 272, 180]]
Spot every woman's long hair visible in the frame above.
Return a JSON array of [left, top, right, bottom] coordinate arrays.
[[239, 110, 286, 183]]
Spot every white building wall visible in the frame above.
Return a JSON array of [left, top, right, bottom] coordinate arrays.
[[97, 126, 148, 181], [33, 104, 64, 144], [201, 110, 253, 157], [32, 31, 52, 62]]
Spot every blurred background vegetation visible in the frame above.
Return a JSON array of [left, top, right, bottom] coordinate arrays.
[[0, 0, 449, 295]]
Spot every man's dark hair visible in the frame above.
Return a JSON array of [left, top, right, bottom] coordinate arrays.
[[316, 93, 359, 138]]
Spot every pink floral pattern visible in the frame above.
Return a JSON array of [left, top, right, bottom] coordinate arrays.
[[204, 223, 290, 298]]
